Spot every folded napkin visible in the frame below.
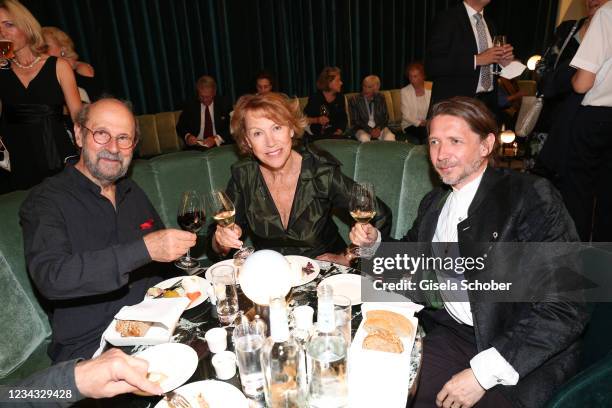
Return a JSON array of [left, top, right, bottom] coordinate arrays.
[[501, 61, 527, 80]]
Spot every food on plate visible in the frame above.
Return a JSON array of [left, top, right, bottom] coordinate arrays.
[[115, 320, 153, 337], [362, 329, 404, 353], [196, 393, 210, 408], [302, 261, 316, 275], [133, 371, 167, 396], [147, 277, 202, 306], [364, 309, 413, 337]]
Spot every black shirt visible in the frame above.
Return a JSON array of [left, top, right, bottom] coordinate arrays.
[[304, 91, 348, 141], [20, 165, 168, 362]]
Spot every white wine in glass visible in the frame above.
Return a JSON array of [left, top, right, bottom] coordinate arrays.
[[348, 182, 376, 258], [209, 190, 237, 228], [492, 35, 507, 75]]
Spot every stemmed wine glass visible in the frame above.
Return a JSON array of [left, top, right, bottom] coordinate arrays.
[[175, 190, 204, 270], [348, 182, 377, 258], [320, 105, 330, 130], [492, 35, 507, 75], [0, 39, 14, 70], [209, 189, 254, 262]]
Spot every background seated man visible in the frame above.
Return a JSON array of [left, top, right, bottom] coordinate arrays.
[[20, 98, 196, 363], [349, 75, 396, 142], [176, 75, 233, 149], [401, 62, 431, 144]]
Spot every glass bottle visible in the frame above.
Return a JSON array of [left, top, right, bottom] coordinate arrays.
[[260, 296, 305, 407], [306, 285, 349, 408]]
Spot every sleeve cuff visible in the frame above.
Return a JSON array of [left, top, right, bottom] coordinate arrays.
[[470, 347, 519, 389], [474, 55, 478, 69], [570, 56, 600, 74]]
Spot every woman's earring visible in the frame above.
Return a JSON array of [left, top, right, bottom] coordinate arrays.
[[60, 49, 66, 57]]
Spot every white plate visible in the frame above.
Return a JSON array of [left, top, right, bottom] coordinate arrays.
[[319, 274, 362, 305], [348, 304, 418, 407], [153, 380, 248, 408], [285, 255, 320, 286], [134, 343, 198, 393], [146, 276, 211, 310]]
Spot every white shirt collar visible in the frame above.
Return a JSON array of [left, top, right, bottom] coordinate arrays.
[[464, 2, 484, 20], [450, 165, 486, 206]]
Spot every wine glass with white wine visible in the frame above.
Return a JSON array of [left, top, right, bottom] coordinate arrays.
[[348, 182, 376, 258], [209, 190, 236, 227], [492, 35, 507, 75]]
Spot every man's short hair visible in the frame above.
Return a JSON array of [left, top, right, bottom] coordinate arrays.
[[76, 97, 139, 141], [362, 75, 381, 89], [429, 96, 498, 157], [196, 75, 217, 90]]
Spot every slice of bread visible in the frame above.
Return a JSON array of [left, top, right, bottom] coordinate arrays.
[[364, 310, 413, 337], [362, 329, 404, 353], [115, 320, 153, 337]]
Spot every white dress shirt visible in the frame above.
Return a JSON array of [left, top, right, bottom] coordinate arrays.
[[570, 2, 612, 107], [400, 84, 431, 129], [464, 2, 494, 93], [432, 167, 520, 390]]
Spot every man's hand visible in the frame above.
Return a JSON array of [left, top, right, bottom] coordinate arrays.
[[185, 134, 198, 146], [371, 128, 382, 139], [475, 46, 505, 66], [436, 368, 486, 408], [213, 223, 243, 253], [316, 252, 352, 267], [74, 349, 163, 399], [143, 229, 196, 262], [349, 223, 379, 248], [319, 116, 330, 126]]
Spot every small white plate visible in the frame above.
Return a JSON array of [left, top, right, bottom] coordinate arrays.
[[153, 379, 248, 408], [285, 255, 320, 287], [135, 343, 198, 393], [146, 276, 211, 310], [319, 274, 362, 305]]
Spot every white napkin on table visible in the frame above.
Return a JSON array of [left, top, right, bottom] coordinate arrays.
[[500, 61, 527, 79]]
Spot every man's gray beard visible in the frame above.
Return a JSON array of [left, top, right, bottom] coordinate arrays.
[[83, 149, 131, 186], [440, 157, 484, 186]]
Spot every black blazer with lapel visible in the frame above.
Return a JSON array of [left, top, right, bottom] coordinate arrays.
[[426, 3, 497, 106], [402, 167, 588, 408], [176, 95, 233, 145], [348, 93, 390, 134]]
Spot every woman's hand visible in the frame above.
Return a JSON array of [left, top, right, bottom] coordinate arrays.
[[213, 224, 243, 254], [349, 223, 379, 248], [316, 252, 351, 267]]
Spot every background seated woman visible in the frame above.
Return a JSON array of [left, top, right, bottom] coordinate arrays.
[[206, 92, 391, 265]]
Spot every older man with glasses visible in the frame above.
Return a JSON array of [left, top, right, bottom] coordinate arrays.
[[19, 98, 197, 363]]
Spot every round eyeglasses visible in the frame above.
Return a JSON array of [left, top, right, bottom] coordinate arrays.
[[83, 126, 137, 149]]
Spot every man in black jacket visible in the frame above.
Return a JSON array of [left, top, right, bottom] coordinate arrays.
[[351, 97, 588, 408], [176, 75, 233, 149], [426, 0, 514, 116]]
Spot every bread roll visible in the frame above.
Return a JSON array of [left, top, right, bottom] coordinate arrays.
[[115, 320, 153, 337], [364, 310, 413, 337], [362, 329, 404, 353]]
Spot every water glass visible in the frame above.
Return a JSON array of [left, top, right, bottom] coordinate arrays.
[[333, 295, 352, 344], [233, 323, 266, 400], [211, 265, 239, 325]]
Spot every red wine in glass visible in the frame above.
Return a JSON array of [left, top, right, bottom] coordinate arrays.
[[175, 191, 204, 270], [177, 211, 203, 233]]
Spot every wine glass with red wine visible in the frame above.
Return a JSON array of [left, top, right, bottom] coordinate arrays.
[[175, 190, 204, 270]]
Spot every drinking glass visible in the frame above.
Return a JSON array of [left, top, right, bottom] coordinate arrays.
[[211, 264, 239, 325], [320, 105, 330, 130], [492, 35, 507, 75], [333, 295, 352, 345], [175, 190, 204, 270], [209, 190, 236, 228], [233, 319, 266, 400], [0, 39, 13, 70], [348, 182, 376, 258]]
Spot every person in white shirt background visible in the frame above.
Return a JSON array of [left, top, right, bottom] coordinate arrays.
[[350, 97, 587, 408], [400, 61, 431, 144], [560, 0, 612, 242]]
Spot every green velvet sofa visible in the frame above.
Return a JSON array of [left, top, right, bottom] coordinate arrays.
[[0, 140, 436, 383]]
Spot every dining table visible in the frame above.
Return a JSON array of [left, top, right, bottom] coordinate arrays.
[[100, 260, 423, 408]]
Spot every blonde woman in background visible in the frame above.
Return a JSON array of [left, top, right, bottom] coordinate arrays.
[[43, 26, 101, 103], [0, 0, 81, 193]]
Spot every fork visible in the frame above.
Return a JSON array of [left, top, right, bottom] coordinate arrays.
[[164, 390, 192, 408], [153, 279, 184, 299]]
